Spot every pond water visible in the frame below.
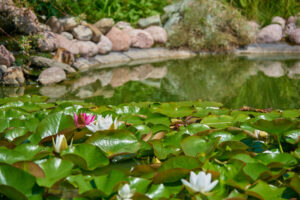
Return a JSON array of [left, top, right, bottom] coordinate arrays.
[[2, 54, 300, 109]]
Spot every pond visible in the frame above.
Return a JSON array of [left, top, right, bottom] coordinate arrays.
[[2, 54, 300, 109]]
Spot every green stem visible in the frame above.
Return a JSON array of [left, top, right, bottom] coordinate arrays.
[[277, 136, 284, 153]]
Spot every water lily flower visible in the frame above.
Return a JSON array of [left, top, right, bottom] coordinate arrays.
[[74, 112, 95, 128], [181, 171, 218, 194], [117, 184, 135, 200], [52, 134, 71, 153], [86, 114, 122, 132]]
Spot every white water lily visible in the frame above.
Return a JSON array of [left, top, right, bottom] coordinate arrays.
[[86, 114, 122, 133], [117, 184, 135, 200], [181, 171, 218, 194], [52, 135, 71, 153]]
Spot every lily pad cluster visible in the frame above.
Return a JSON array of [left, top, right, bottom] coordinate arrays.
[[0, 95, 299, 200]]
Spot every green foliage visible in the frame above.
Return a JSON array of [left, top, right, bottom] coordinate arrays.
[[19, 0, 170, 24], [0, 95, 299, 199], [168, 0, 256, 52], [227, 0, 300, 26]]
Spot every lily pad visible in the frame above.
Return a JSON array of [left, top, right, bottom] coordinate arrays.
[[85, 130, 140, 157], [62, 144, 109, 170], [36, 158, 74, 188]]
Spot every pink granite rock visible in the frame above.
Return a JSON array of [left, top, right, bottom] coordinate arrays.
[[106, 27, 131, 51]]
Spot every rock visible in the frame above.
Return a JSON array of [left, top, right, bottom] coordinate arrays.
[[40, 85, 68, 98], [0, 65, 7, 80], [271, 16, 286, 29], [46, 16, 64, 33], [61, 32, 73, 40], [31, 56, 76, 73], [39, 24, 51, 32], [77, 41, 99, 57], [37, 32, 59, 52], [256, 24, 283, 43], [83, 22, 102, 43], [145, 26, 168, 43], [126, 29, 154, 48], [284, 23, 296, 37], [38, 67, 66, 85], [115, 21, 133, 30], [163, 13, 181, 35], [106, 27, 131, 51], [97, 35, 112, 54], [259, 62, 285, 77], [287, 16, 296, 24], [72, 25, 93, 41], [0, 45, 15, 66], [59, 16, 78, 31], [289, 28, 300, 44], [56, 34, 80, 54], [0, 1, 40, 34], [72, 57, 93, 71], [137, 15, 161, 28], [94, 52, 131, 64], [2, 67, 25, 85], [94, 18, 114, 34]]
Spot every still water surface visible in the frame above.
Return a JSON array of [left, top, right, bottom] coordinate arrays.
[[2, 54, 300, 109]]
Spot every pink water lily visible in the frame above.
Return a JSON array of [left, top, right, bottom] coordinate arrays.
[[74, 112, 96, 128]]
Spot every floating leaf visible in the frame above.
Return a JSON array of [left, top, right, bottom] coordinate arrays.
[[62, 144, 109, 170], [247, 181, 285, 200], [85, 130, 140, 157], [201, 115, 233, 128], [252, 119, 299, 136], [36, 158, 74, 188], [0, 165, 35, 199]]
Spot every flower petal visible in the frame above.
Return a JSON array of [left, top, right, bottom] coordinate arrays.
[[204, 179, 218, 193]]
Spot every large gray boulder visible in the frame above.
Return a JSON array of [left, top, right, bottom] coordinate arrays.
[[31, 56, 76, 73], [72, 25, 93, 41], [289, 28, 300, 44], [0, 0, 40, 34], [94, 18, 114, 34], [0, 45, 15, 67], [256, 24, 283, 43], [59, 16, 78, 31], [38, 67, 66, 85], [137, 15, 161, 28]]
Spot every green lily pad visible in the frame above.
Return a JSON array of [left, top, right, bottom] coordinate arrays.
[[159, 155, 201, 171], [0, 165, 35, 200], [67, 175, 94, 194], [284, 129, 300, 144], [129, 177, 151, 194], [201, 115, 233, 128], [62, 144, 109, 170], [255, 153, 298, 168], [85, 130, 140, 157], [150, 140, 180, 160], [247, 181, 285, 200], [153, 103, 195, 118], [243, 163, 269, 181], [181, 136, 219, 158], [31, 112, 75, 144], [36, 158, 74, 188], [94, 170, 127, 197], [145, 113, 170, 127], [179, 123, 210, 135], [252, 119, 299, 136], [146, 184, 171, 200]]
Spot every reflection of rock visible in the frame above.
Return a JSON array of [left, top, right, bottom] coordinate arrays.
[[288, 62, 300, 78], [130, 64, 167, 80], [0, 86, 24, 97], [258, 62, 285, 77], [110, 67, 131, 87], [75, 88, 94, 98], [39, 85, 68, 98], [71, 71, 112, 91], [75, 88, 114, 99]]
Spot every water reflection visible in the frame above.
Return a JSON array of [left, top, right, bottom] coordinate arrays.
[[2, 55, 300, 109]]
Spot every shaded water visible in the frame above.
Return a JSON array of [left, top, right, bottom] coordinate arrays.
[[2, 54, 300, 109]]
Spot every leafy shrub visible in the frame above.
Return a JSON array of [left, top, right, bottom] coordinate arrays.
[[227, 0, 300, 26], [168, 0, 256, 52], [17, 0, 170, 24]]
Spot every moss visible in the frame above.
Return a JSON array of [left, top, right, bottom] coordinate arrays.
[[167, 0, 256, 52]]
